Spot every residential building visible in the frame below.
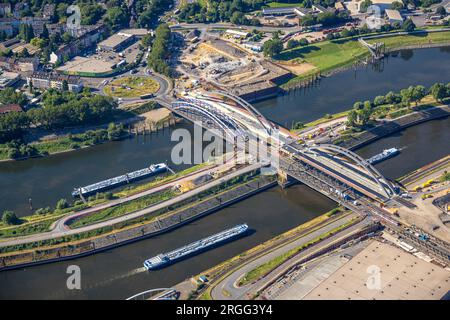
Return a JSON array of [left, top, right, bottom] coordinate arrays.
[[27, 72, 83, 93], [0, 56, 39, 73], [0, 71, 21, 89], [0, 3, 11, 17]]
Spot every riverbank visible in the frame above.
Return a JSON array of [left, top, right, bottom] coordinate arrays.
[[0, 171, 276, 271], [334, 105, 450, 150], [278, 29, 450, 89]]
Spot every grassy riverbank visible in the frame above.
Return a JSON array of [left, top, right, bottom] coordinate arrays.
[[0, 125, 128, 161], [279, 30, 450, 88], [367, 30, 450, 50]]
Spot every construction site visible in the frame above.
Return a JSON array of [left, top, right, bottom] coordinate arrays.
[[178, 34, 293, 102]]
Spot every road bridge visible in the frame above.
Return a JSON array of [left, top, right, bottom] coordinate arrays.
[[167, 92, 399, 204]]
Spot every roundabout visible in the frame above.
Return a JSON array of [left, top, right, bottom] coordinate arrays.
[[103, 76, 160, 98]]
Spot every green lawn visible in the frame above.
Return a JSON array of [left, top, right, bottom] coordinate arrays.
[[69, 188, 178, 228], [367, 30, 450, 50], [278, 38, 368, 73], [104, 76, 160, 98]]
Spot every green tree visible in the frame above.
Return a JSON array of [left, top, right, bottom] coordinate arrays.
[[430, 83, 447, 102], [347, 109, 358, 127], [402, 18, 416, 32], [411, 85, 426, 106], [262, 37, 283, 57], [56, 198, 69, 210], [2, 210, 20, 225]]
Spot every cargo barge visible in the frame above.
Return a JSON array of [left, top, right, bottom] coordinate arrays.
[[143, 224, 249, 270], [72, 163, 168, 197]]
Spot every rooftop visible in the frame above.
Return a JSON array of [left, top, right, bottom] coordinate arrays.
[[385, 9, 403, 21], [30, 72, 81, 84], [98, 32, 134, 49], [0, 104, 23, 114], [303, 241, 450, 300]]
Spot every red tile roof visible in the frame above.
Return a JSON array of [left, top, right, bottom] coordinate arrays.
[[0, 104, 23, 114]]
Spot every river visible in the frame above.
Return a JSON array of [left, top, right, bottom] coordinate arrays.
[[0, 46, 449, 299]]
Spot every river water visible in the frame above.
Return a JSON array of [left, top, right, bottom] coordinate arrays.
[[0, 47, 449, 299]]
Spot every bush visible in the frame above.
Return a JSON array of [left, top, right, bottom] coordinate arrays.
[[56, 199, 69, 210], [2, 210, 20, 225]]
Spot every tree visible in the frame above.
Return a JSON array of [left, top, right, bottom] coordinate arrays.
[[2, 210, 20, 225], [347, 110, 358, 127], [390, 1, 404, 10], [106, 7, 128, 30], [358, 104, 372, 126], [360, 0, 373, 12], [402, 18, 416, 32], [374, 95, 386, 106], [263, 37, 283, 57], [41, 24, 49, 40], [353, 101, 363, 110], [56, 198, 69, 210], [400, 86, 414, 105], [435, 6, 446, 16], [62, 80, 69, 92], [411, 85, 426, 106], [430, 83, 447, 102], [286, 39, 300, 49]]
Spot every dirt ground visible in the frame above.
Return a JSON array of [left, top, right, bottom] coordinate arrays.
[[274, 60, 316, 76]]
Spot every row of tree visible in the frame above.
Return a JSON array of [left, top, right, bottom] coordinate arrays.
[[147, 23, 172, 76], [347, 82, 450, 127], [0, 90, 117, 142]]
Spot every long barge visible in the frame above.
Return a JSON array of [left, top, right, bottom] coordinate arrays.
[[72, 163, 168, 197], [143, 224, 249, 270]]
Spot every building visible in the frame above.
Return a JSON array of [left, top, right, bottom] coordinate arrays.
[[27, 72, 83, 93], [262, 7, 298, 16], [0, 56, 39, 73], [224, 29, 249, 39], [243, 42, 263, 52], [97, 31, 136, 52], [0, 71, 21, 89], [0, 104, 23, 114], [119, 28, 151, 38], [385, 9, 404, 24], [294, 8, 312, 17], [347, 0, 403, 14], [53, 24, 107, 62], [0, 3, 11, 17], [312, 4, 334, 13], [42, 4, 55, 20]]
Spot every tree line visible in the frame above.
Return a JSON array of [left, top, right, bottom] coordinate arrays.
[[147, 23, 172, 77], [0, 90, 117, 143], [346, 82, 450, 128]]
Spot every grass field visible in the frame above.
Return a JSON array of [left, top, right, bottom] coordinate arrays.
[[69, 188, 178, 228], [367, 30, 450, 50], [279, 30, 450, 88], [104, 76, 160, 98], [278, 38, 369, 86]]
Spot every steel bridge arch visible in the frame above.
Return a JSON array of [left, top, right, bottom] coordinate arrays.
[[210, 90, 275, 136], [308, 144, 397, 198], [172, 99, 247, 139]]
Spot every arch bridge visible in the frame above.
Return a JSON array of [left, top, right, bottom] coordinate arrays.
[[170, 91, 399, 203]]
